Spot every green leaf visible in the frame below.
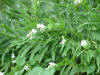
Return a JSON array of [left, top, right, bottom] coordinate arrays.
[[92, 32, 100, 40], [16, 56, 25, 66], [51, 41, 58, 61], [79, 64, 96, 74], [28, 67, 44, 75], [39, 47, 48, 63], [44, 68, 55, 75], [69, 65, 78, 75], [60, 66, 66, 75], [64, 66, 72, 75], [96, 55, 100, 72]]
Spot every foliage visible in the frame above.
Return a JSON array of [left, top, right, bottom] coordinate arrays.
[[0, 0, 100, 75]]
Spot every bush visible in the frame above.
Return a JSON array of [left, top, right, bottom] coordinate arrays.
[[0, 0, 100, 75]]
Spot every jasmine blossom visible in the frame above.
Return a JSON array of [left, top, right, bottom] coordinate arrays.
[[26, 29, 37, 39], [37, 24, 46, 32], [74, 0, 82, 5], [81, 40, 87, 47], [26, 34, 30, 38], [49, 62, 56, 66], [24, 65, 29, 71], [11, 53, 15, 59], [31, 29, 37, 34], [29, 36, 34, 40], [46, 62, 56, 69], [0, 72, 4, 75], [60, 36, 66, 45], [12, 60, 16, 64]]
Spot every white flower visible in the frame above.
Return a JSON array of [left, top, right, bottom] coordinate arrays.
[[37, 24, 46, 32], [74, 0, 82, 5], [81, 40, 87, 47], [24, 65, 29, 71], [29, 36, 34, 40], [31, 29, 37, 34], [26, 29, 37, 39], [12, 60, 16, 64], [37, 24, 45, 29], [49, 62, 56, 66], [0, 72, 4, 75], [49, 2, 54, 6], [60, 36, 66, 45], [11, 53, 15, 59], [37, 1, 39, 4], [46, 62, 56, 69], [26, 33, 30, 38]]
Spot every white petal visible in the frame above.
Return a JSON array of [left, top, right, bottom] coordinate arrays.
[[37, 24, 41, 29], [62, 36, 64, 39], [31, 29, 37, 34], [60, 36, 66, 45], [24, 65, 29, 71], [49, 62, 56, 66], [74, 0, 82, 5], [60, 41, 65, 45], [26, 34, 30, 37], [12, 60, 16, 64], [0, 72, 4, 75], [29, 36, 34, 40], [81, 40, 87, 47], [37, 24, 45, 29], [11, 53, 15, 59]]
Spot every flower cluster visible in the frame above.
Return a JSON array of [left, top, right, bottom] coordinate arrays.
[[26, 29, 37, 40], [60, 36, 66, 45], [46, 62, 56, 69], [26, 24, 45, 39], [37, 24, 46, 32], [74, 0, 82, 5]]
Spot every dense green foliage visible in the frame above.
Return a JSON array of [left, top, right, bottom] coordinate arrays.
[[0, 0, 100, 75]]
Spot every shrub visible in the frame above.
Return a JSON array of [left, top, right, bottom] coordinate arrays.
[[0, 0, 100, 75]]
